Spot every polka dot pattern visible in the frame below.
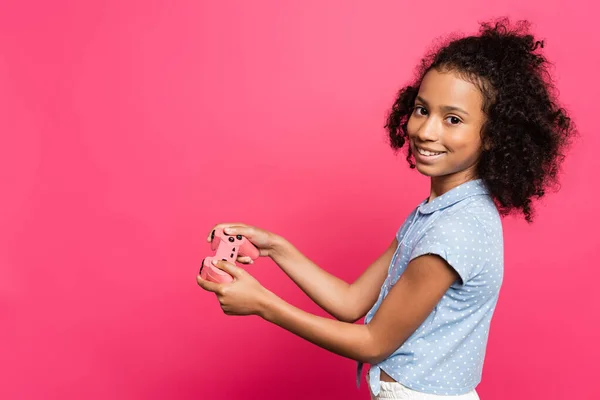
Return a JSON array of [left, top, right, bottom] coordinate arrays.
[[357, 179, 504, 397]]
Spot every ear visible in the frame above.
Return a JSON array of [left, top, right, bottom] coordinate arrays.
[[479, 130, 492, 151], [479, 124, 492, 151], [483, 138, 492, 151]]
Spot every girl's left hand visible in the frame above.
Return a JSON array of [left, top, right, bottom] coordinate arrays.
[[196, 260, 272, 317]]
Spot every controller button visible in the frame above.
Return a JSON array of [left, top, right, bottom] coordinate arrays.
[[236, 235, 242, 240], [228, 237, 234, 242], [230, 253, 234, 258]]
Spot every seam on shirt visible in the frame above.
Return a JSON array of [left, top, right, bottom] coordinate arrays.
[[409, 242, 470, 285]]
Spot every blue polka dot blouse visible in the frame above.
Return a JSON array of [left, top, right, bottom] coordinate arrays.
[[357, 178, 504, 396]]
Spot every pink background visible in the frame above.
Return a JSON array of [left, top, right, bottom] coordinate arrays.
[[1, 1, 598, 399]]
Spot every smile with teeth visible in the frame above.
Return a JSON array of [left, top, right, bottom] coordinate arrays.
[[416, 147, 445, 156]]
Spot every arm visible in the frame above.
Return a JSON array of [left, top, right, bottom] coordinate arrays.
[[269, 236, 398, 323], [259, 253, 460, 364]]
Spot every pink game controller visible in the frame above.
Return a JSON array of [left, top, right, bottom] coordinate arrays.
[[199, 228, 260, 283]]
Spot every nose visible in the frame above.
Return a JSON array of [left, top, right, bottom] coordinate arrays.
[[415, 117, 439, 142]]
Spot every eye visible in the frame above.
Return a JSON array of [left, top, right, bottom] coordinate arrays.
[[414, 106, 428, 116], [446, 116, 462, 125]]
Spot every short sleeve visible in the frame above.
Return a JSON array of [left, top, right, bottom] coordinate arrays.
[[409, 213, 489, 284]]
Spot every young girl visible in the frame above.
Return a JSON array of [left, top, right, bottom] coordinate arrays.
[[197, 18, 575, 399]]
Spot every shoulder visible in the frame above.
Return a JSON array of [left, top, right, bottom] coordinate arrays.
[[411, 196, 503, 283], [435, 194, 502, 240]]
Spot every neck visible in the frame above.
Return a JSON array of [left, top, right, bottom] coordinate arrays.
[[428, 169, 478, 202]]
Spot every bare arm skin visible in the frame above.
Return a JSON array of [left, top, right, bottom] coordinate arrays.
[[258, 253, 459, 364], [269, 236, 398, 322]]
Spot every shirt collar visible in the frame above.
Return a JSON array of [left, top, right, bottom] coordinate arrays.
[[417, 178, 490, 215]]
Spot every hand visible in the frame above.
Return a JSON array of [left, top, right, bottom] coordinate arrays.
[[207, 222, 284, 263], [196, 259, 273, 317]]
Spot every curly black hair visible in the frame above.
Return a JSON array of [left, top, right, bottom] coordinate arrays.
[[385, 18, 577, 222]]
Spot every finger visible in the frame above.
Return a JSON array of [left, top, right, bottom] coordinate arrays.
[[211, 259, 244, 279], [222, 225, 255, 238], [207, 222, 248, 242], [196, 275, 222, 293], [236, 256, 254, 264]]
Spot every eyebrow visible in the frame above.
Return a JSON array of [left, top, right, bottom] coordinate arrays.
[[416, 96, 470, 116]]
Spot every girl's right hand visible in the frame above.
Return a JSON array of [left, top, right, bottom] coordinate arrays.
[[206, 222, 284, 264]]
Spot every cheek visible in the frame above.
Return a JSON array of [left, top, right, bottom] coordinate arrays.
[[447, 129, 482, 152], [455, 140, 483, 163], [466, 134, 483, 154], [406, 117, 418, 139]]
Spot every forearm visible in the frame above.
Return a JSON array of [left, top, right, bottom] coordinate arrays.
[[259, 289, 378, 364], [269, 236, 357, 322]]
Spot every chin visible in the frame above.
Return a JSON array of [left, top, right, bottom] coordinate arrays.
[[414, 162, 444, 177]]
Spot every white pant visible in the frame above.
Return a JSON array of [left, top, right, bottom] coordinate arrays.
[[370, 381, 480, 400]]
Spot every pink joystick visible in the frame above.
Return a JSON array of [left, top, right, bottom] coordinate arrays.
[[200, 228, 260, 283]]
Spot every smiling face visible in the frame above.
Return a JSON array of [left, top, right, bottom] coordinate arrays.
[[407, 68, 488, 191]]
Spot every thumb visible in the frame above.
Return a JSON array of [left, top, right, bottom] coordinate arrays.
[[212, 259, 244, 279], [223, 226, 263, 249], [223, 225, 255, 239]]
